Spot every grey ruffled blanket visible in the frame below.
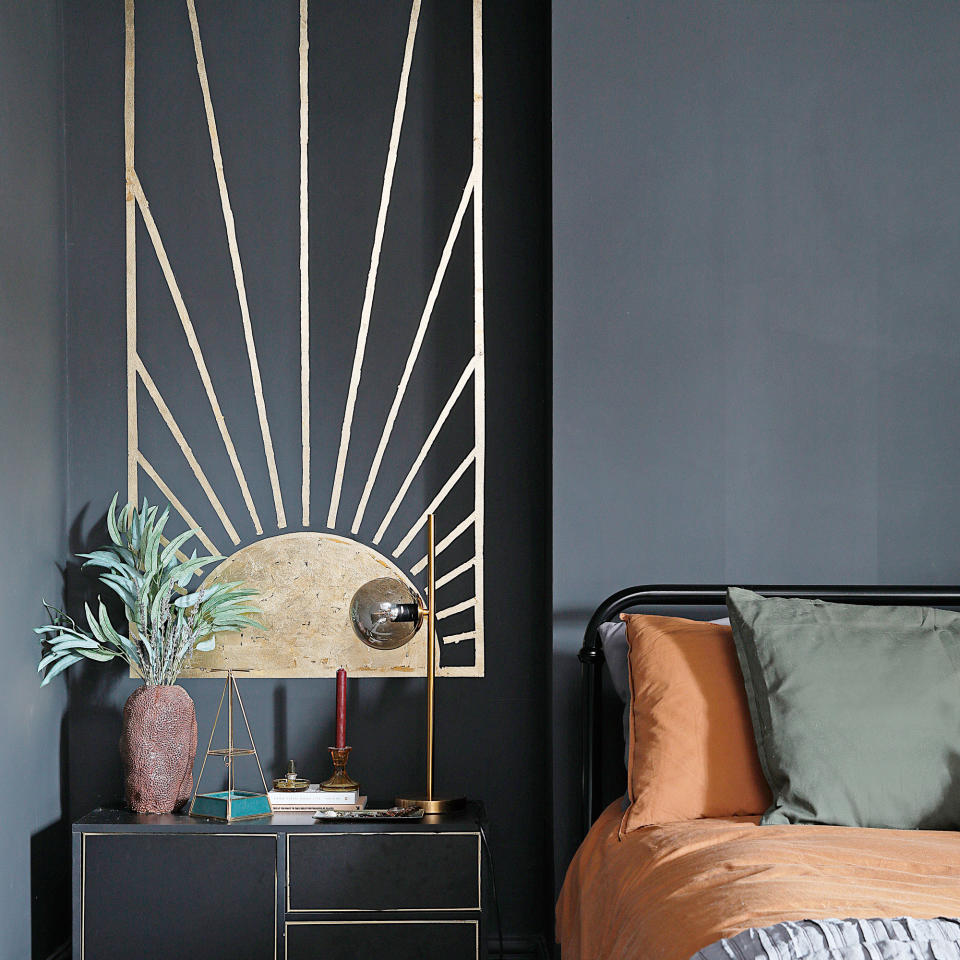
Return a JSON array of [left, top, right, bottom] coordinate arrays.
[[691, 918, 960, 959]]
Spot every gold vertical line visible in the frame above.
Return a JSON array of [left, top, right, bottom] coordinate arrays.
[[234, 678, 272, 797], [327, 0, 422, 529], [471, 0, 485, 676], [228, 672, 234, 797], [81, 835, 86, 960], [190, 674, 228, 814], [131, 173, 262, 536], [426, 513, 435, 800], [125, 0, 137, 506], [186, 0, 287, 529], [352, 172, 476, 534], [372, 358, 476, 544], [299, 0, 310, 527]]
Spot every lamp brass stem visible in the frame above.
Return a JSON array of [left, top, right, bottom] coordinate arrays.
[[427, 513, 435, 801], [395, 513, 465, 815]]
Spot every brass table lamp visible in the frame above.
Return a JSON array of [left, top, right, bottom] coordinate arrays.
[[349, 514, 465, 814]]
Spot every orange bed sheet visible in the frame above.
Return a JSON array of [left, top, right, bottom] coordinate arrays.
[[556, 800, 960, 960]]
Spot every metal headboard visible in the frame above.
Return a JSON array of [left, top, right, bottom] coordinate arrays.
[[578, 583, 960, 838]]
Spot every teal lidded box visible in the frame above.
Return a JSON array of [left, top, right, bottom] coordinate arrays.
[[190, 789, 272, 822]]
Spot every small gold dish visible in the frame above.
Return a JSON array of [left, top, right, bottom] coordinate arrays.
[[273, 760, 310, 792], [273, 777, 309, 792]]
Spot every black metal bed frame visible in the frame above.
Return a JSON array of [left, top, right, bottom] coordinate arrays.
[[577, 583, 960, 838]]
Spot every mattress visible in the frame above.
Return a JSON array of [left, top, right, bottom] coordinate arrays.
[[556, 801, 960, 960]]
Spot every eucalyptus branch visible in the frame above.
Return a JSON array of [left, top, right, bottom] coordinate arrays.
[[35, 494, 262, 687]]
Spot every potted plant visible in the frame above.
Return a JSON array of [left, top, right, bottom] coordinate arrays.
[[36, 494, 261, 814]]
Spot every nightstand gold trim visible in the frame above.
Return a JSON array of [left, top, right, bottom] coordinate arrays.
[[81, 831, 278, 960], [285, 831, 481, 913], [284, 919, 479, 960]]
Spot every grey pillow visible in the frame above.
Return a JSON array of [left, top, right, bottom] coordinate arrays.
[[602, 616, 730, 772], [727, 586, 960, 829]]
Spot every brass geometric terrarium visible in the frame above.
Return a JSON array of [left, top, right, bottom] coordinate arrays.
[[189, 671, 272, 821]]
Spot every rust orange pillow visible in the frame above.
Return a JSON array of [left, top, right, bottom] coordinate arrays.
[[620, 614, 770, 834]]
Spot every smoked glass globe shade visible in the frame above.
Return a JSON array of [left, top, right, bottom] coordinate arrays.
[[349, 577, 422, 650]]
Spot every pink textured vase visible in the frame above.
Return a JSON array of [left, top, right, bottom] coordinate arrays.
[[120, 684, 198, 814]]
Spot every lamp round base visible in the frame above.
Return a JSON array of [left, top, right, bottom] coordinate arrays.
[[395, 795, 466, 814]]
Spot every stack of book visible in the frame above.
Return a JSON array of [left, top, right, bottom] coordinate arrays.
[[268, 785, 366, 814]]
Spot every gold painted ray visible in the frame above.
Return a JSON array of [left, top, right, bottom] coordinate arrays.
[[300, 0, 310, 527], [472, 0, 485, 676], [327, 0, 422, 529], [137, 452, 221, 556], [436, 598, 477, 621], [372, 357, 475, 544], [411, 511, 475, 576], [186, 0, 287, 530], [135, 356, 240, 545], [392, 449, 476, 558], [130, 173, 262, 536], [441, 631, 475, 645], [353, 171, 476, 534], [435, 557, 475, 590], [124, 0, 137, 506]]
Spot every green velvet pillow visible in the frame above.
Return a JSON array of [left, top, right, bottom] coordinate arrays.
[[727, 586, 960, 830]]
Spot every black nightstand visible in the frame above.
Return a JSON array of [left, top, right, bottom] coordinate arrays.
[[73, 803, 488, 959]]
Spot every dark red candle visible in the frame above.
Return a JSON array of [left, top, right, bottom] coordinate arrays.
[[335, 667, 347, 748]]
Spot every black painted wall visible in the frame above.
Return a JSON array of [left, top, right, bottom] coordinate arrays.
[[64, 0, 550, 951], [0, 1, 68, 957], [553, 1, 960, 882]]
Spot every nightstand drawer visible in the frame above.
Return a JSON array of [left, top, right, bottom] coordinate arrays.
[[287, 832, 481, 912], [286, 920, 478, 959]]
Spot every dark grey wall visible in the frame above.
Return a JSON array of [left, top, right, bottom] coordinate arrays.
[[0, 0, 68, 957], [64, 0, 550, 951], [553, 1, 960, 881]]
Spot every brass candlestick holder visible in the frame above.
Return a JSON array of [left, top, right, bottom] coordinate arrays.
[[321, 746, 359, 791]]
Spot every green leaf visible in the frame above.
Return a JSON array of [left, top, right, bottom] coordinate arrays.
[[97, 602, 137, 659], [105, 491, 120, 545], [76, 648, 117, 662], [169, 554, 219, 587], [40, 653, 82, 686], [160, 530, 196, 568], [97, 573, 139, 612], [49, 636, 100, 652], [195, 636, 216, 652]]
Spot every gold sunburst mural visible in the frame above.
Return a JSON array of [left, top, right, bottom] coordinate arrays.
[[123, 0, 484, 677]]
